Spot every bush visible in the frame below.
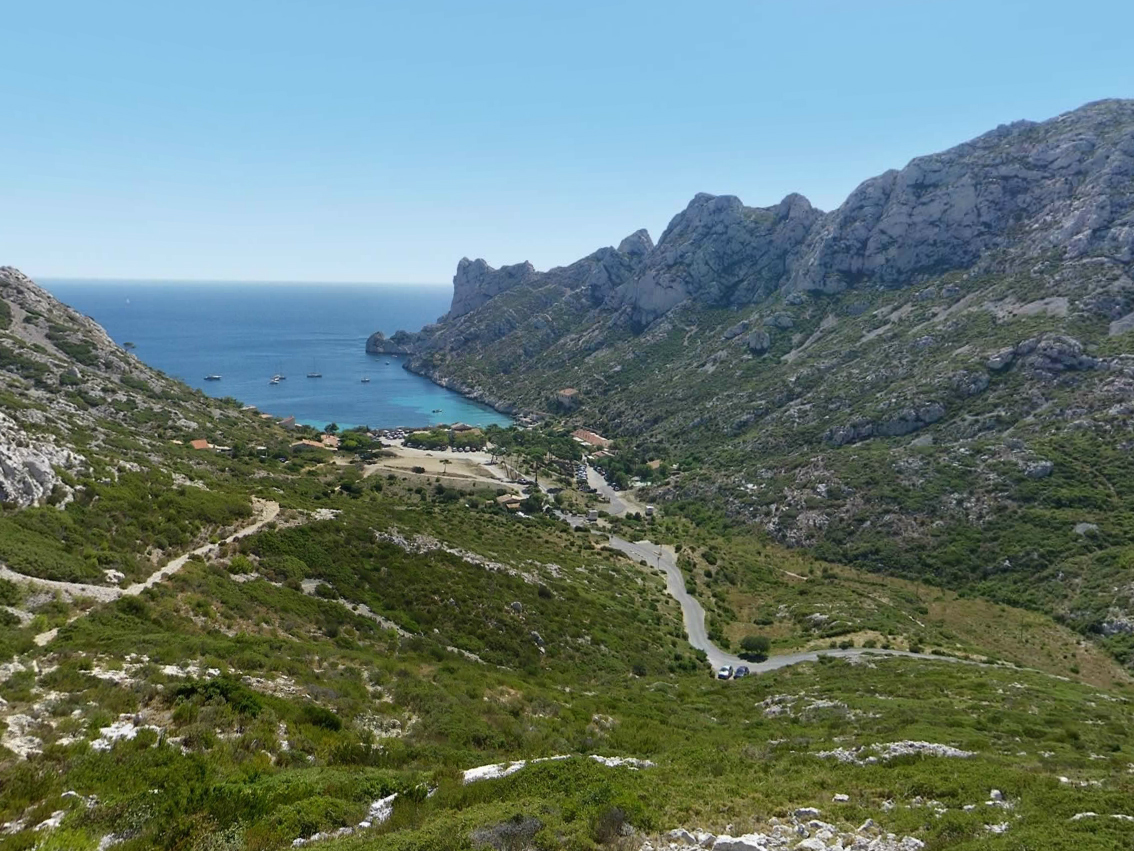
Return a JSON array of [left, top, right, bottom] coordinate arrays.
[[297, 702, 342, 731], [173, 677, 263, 718], [740, 634, 771, 660]]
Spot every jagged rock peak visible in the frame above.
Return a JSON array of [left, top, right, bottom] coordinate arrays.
[[449, 257, 537, 319], [623, 190, 822, 327], [617, 229, 653, 257]]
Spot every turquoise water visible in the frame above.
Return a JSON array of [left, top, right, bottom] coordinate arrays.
[[41, 280, 513, 431]]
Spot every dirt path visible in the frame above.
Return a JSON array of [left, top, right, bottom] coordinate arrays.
[[0, 500, 280, 645]]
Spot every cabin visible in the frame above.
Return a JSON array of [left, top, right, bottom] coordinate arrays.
[[495, 494, 523, 511], [189, 439, 212, 451]]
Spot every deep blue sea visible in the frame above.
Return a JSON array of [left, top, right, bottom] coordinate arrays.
[[40, 280, 513, 431]]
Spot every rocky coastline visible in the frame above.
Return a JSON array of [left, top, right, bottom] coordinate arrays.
[[366, 330, 527, 422]]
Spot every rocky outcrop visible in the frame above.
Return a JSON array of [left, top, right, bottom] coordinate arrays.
[[744, 330, 771, 354], [652, 809, 928, 851], [449, 258, 537, 319], [983, 334, 1105, 378], [789, 99, 1134, 292], [0, 411, 83, 507], [365, 330, 415, 355], [825, 403, 946, 446], [618, 192, 821, 328]]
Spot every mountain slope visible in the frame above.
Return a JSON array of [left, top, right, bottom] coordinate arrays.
[[0, 271, 1131, 849], [370, 100, 1134, 663]]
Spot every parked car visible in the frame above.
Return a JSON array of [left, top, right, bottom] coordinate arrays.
[[716, 665, 733, 680], [734, 666, 750, 678]]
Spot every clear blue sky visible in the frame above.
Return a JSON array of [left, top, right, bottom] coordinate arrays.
[[2, 0, 1131, 283]]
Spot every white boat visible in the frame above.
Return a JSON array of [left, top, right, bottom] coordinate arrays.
[[204, 374, 222, 381], [270, 377, 280, 385], [361, 377, 371, 383]]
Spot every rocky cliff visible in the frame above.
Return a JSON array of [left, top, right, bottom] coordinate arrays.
[[383, 99, 1134, 347]]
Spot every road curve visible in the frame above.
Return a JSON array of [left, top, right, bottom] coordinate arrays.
[[561, 512, 971, 674], [605, 535, 742, 668]]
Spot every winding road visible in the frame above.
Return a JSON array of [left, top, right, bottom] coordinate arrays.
[[567, 477, 969, 674]]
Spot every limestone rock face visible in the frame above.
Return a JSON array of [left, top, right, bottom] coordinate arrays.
[[449, 258, 537, 319], [789, 99, 1134, 292], [0, 411, 84, 507], [617, 228, 654, 259], [619, 192, 821, 328], [411, 100, 1134, 342]]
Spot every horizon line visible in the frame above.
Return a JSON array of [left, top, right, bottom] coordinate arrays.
[[38, 275, 452, 287]]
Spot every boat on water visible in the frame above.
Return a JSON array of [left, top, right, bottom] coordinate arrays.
[[269, 377, 280, 385], [361, 377, 371, 383], [204, 374, 222, 381], [306, 360, 321, 378], [432, 408, 442, 413]]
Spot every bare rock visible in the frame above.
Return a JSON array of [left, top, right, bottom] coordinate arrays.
[[745, 330, 772, 354]]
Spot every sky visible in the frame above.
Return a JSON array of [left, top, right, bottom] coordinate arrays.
[[2, 0, 1132, 284]]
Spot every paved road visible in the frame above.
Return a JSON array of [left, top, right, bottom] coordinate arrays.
[[604, 535, 743, 668], [564, 507, 973, 675]]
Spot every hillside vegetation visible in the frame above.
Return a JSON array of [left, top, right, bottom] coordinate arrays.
[[371, 101, 1134, 671], [1, 99, 1134, 848]]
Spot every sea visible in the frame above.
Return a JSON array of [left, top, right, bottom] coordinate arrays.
[[40, 280, 513, 432]]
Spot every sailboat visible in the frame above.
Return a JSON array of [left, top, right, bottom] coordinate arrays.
[[360, 376, 371, 383], [273, 363, 286, 381], [306, 360, 322, 378]]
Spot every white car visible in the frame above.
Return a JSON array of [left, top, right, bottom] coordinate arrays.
[[716, 665, 733, 680]]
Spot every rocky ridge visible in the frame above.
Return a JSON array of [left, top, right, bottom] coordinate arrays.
[[380, 98, 1134, 348]]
